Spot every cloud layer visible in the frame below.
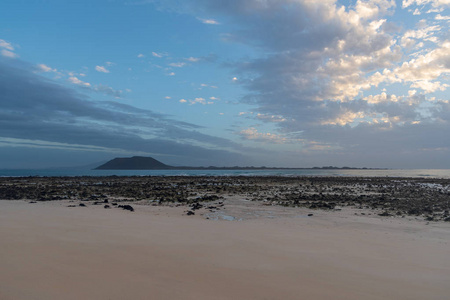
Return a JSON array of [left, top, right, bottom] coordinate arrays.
[[2, 1, 449, 168], [156, 0, 450, 167], [0, 58, 257, 166]]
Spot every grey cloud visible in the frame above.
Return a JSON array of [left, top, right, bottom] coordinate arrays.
[[0, 58, 261, 166], [196, 0, 349, 52], [94, 84, 123, 98]]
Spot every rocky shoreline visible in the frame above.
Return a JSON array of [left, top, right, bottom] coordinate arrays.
[[1, 176, 449, 222]]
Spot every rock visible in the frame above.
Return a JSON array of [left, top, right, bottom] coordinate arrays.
[[407, 208, 422, 216], [378, 211, 390, 217], [186, 210, 195, 216], [308, 213, 313, 217], [104, 205, 110, 209], [79, 203, 86, 207], [190, 202, 203, 210], [118, 204, 134, 212]]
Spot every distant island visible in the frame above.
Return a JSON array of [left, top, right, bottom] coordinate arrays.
[[94, 156, 383, 170]]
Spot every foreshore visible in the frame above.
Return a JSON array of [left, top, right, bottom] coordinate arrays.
[[1, 176, 450, 299]]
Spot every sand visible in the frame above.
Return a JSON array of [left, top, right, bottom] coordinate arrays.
[[1, 199, 449, 300]]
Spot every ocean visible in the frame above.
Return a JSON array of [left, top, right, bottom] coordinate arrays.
[[1, 168, 450, 178]]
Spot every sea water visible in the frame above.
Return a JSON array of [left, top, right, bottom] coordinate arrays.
[[1, 168, 450, 178]]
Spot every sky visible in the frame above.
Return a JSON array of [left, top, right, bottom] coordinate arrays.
[[0, 0, 449, 169]]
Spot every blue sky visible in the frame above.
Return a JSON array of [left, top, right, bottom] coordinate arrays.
[[0, 0, 449, 168]]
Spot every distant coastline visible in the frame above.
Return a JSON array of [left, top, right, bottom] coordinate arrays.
[[1, 168, 449, 179], [94, 156, 386, 171]]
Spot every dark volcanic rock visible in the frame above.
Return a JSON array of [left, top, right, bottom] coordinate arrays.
[[0, 176, 449, 222], [190, 202, 203, 210], [118, 204, 134, 212]]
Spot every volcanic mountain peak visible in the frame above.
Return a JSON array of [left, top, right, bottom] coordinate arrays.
[[95, 156, 172, 170]]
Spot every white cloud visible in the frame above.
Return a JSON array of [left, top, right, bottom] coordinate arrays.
[[185, 57, 200, 62], [152, 52, 167, 58], [410, 80, 449, 92], [400, 21, 441, 47], [191, 97, 206, 105], [167, 72, 176, 76], [137, 53, 145, 58], [435, 14, 450, 20], [384, 41, 450, 89], [426, 7, 444, 12], [197, 17, 220, 25], [169, 62, 186, 67], [0, 39, 17, 58], [68, 76, 91, 87], [1, 49, 18, 58], [403, 0, 450, 8], [238, 127, 288, 144], [37, 64, 57, 73], [256, 113, 287, 123], [321, 111, 366, 126], [165, 96, 172, 99], [178, 97, 216, 105], [95, 65, 110, 73], [354, 0, 397, 20], [0, 39, 14, 51], [364, 92, 398, 104], [199, 83, 218, 89]]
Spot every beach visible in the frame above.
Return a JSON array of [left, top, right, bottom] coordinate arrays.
[[1, 176, 450, 299]]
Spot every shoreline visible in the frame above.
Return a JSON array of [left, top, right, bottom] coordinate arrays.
[[2, 168, 450, 179], [1, 175, 449, 222]]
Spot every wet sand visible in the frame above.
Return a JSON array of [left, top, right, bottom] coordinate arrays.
[[1, 193, 450, 300]]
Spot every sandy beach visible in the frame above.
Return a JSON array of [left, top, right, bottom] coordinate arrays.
[[1, 176, 450, 299]]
